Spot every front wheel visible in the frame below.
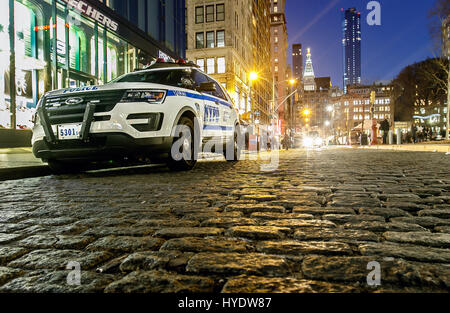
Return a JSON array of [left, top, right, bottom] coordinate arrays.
[[167, 117, 197, 171], [224, 126, 242, 162]]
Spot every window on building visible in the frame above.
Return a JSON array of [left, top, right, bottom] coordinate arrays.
[[196, 32, 204, 48], [217, 30, 225, 47], [196, 59, 205, 72], [216, 4, 225, 21], [206, 5, 214, 23], [274, 37, 278, 43], [206, 31, 215, 48], [207, 58, 215, 74], [274, 6, 278, 13], [217, 57, 225, 73], [195, 6, 204, 24]]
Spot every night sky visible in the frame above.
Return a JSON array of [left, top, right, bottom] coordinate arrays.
[[285, 0, 439, 88]]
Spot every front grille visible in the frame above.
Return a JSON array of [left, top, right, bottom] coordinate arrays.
[[44, 90, 125, 125]]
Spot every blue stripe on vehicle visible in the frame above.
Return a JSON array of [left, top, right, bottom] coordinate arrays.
[[203, 125, 233, 131], [166, 90, 232, 108]]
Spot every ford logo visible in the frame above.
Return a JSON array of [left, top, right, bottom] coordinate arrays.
[[65, 97, 84, 105]]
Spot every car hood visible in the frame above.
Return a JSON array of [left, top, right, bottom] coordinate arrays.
[[45, 82, 180, 97]]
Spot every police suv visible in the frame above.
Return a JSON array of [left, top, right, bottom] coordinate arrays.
[[32, 59, 241, 173]]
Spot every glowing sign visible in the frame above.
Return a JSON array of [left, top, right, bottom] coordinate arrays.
[[61, 0, 119, 32]]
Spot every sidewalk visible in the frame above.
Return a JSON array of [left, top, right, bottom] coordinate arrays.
[[0, 147, 50, 181], [357, 143, 450, 153]]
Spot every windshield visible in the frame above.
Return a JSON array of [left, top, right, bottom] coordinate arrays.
[[308, 131, 319, 138], [112, 69, 196, 89]]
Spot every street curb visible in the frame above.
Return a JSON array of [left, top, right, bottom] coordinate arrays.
[[0, 166, 52, 181]]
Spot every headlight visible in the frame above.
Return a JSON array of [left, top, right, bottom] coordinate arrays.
[[121, 90, 167, 103], [303, 137, 314, 147], [314, 138, 323, 145]]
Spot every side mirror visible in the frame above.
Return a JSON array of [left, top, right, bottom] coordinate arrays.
[[197, 82, 216, 92]]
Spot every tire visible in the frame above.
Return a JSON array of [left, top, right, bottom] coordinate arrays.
[[167, 117, 197, 171], [47, 160, 87, 174], [224, 126, 242, 162]]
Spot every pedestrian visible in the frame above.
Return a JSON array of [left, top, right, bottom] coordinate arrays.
[[283, 133, 290, 150], [411, 123, 417, 144], [380, 118, 390, 144]]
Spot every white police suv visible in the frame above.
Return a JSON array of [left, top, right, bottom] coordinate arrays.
[[32, 59, 241, 173]]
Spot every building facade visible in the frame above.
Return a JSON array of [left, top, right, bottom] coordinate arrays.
[[185, 0, 272, 130], [342, 7, 361, 93], [252, 0, 272, 128], [331, 84, 394, 142], [0, 0, 186, 134], [292, 43, 302, 82], [270, 0, 288, 131]]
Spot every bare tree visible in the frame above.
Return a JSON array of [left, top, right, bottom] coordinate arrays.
[[428, 0, 450, 139]]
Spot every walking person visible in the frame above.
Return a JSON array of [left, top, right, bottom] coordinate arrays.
[[381, 118, 390, 144], [411, 123, 418, 144]]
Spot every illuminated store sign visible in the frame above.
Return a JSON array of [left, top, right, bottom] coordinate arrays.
[[61, 0, 119, 32]]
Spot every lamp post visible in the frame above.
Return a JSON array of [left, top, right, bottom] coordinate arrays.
[[249, 72, 297, 136]]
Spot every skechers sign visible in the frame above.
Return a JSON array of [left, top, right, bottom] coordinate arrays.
[[62, 0, 119, 32]]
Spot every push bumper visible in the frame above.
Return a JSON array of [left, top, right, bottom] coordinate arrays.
[[33, 134, 173, 161]]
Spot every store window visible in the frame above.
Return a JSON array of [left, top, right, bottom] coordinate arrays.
[[8, 0, 45, 129], [0, 3, 10, 128], [107, 31, 127, 81]]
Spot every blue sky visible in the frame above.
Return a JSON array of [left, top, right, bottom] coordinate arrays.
[[285, 0, 438, 88]]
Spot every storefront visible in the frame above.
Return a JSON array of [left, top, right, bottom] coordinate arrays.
[[0, 0, 180, 135]]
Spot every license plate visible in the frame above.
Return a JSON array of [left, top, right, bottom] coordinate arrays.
[[58, 124, 82, 140]]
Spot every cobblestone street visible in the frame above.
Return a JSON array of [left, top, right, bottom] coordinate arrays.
[[0, 148, 449, 293]]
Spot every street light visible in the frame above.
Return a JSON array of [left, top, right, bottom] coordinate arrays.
[[303, 109, 311, 116], [249, 72, 258, 82]]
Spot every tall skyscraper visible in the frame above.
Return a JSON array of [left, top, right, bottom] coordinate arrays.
[[342, 8, 361, 93], [303, 48, 316, 91], [292, 44, 303, 82], [270, 0, 288, 132]]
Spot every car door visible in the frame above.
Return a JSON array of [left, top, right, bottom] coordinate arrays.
[[208, 79, 234, 143], [192, 70, 220, 140]]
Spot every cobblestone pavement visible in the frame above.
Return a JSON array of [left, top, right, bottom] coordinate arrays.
[[0, 148, 450, 293]]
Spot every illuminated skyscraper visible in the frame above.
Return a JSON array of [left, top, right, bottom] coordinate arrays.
[[303, 48, 316, 91], [342, 8, 361, 93]]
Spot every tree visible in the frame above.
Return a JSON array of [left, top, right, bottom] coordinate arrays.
[[428, 0, 450, 139], [392, 58, 448, 122]]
